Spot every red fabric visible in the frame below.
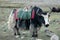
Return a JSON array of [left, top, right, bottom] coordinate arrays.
[[31, 9, 35, 19], [14, 9, 18, 20]]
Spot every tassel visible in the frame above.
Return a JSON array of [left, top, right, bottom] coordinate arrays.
[[31, 9, 35, 19]]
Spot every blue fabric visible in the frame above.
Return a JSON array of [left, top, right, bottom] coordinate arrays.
[[18, 9, 31, 19]]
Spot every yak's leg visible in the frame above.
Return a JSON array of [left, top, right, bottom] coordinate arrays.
[[14, 19, 20, 38], [13, 26, 17, 36], [13, 26, 20, 38], [19, 19, 23, 28], [31, 23, 38, 37], [32, 27, 38, 37], [13, 19, 18, 36], [25, 19, 30, 30], [16, 27, 20, 35], [16, 19, 20, 35]]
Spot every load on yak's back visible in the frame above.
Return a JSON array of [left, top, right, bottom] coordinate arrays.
[[7, 7, 32, 31], [17, 7, 31, 20]]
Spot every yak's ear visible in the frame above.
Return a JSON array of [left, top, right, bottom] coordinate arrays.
[[47, 12, 49, 15], [41, 12, 48, 17], [42, 12, 47, 15]]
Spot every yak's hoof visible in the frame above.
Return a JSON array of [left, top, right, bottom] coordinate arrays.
[[14, 33, 17, 36], [14, 33, 21, 36], [25, 28, 29, 30], [17, 33, 20, 35], [32, 34, 38, 37]]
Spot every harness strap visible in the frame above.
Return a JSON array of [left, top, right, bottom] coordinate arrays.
[[36, 8, 41, 16], [36, 8, 39, 14]]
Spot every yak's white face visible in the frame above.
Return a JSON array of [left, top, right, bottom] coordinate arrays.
[[42, 12, 49, 26]]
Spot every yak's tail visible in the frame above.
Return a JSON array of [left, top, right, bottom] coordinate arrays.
[[7, 10, 15, 30]]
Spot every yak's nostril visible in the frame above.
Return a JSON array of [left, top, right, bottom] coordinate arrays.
[[45, 24, 49, 27]]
